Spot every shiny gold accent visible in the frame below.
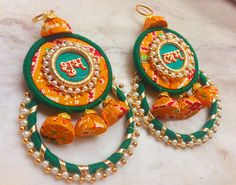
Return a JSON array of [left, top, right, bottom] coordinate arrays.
[[39, 144, 46, 159], [32, 10, 56, 23], [126, 117, 134, 127], [79, 176, 85, 182], [112, 167, 118, 173], [132, 141, 138, 147], [78, 165, 89, 176], [29, 125, 37, 135], [124, 133, 133, 140], [190, 135, 196, 142], [121, 159, 126, 165], [58, 112, 71, 120], [35, 158, 41, 164], [136, 122, 141, 127], [136, 4, 154, 17], [67, 176, 73, 182], [25, 92, 30, 96], [139, 92, 145, 100], [104, 160, 114, 168], [118, 83, 124, 88], [160, 126, 167, 136], [102, 173, 107, 178], [134, 131, 140, 137], [20, 126, 25, 131], [158, 92, 169, 98], [20, 103, 26, 107], [201, 127, 209, 132], [127, 150, 133, 156], [207, 114, 216, 121], [148, 111, 155, 120], [28, 149, 34, 155], [176, 133, 183, 143], [19, 115, 25, 120], [84, 109, 97, 115], [102, 97, 113, 107], [117, 148, 126, 154], [91, 177, 96, 182], [45, 166, 52, 173], [56, 172, 62, 179], [192, 82, 202, 94], [29, 105, 37, 114], [59, 159, 67, 172], [22, 138, 29, 144]]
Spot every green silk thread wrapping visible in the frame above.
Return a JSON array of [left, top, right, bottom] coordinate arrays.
[[25, 85, 134, 175]]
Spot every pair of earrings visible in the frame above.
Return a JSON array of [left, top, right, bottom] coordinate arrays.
[[18, 4, 221, 183]]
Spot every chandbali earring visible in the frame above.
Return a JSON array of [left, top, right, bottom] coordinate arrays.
[[18, 10, 140, 183], [129, 5, 222, 149]]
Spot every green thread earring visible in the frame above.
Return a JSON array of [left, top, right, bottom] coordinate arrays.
[[18, 10, 140, 183], [129, 4, 222, 149]]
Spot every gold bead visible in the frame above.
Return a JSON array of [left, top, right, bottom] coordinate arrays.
[[118, 83, 124, 88], [19, 115, 25, 120], [102, 173, 107, 178], [134, 131, 140, 137], [158, 135, 163, 140], [22, 138, 29, 144], [167, 140, 172, 146], [45, 166, 51, 173], [25, 92, 30, 96], [91, 177, 96, 182], [136, 122, 141, 127], [67, 176, 73, 182], [28, 149, 34, 155], [35, 158, 41, 164], [121, 159, 126, 165], [56, 172, 62, 179], [20, 102, 26, 107], [20, 126, 25, 131], [127, 150, 133, 157], [112, 167, 117, 173], [79, 176, 85, 182], [132, 142, 138, 147]]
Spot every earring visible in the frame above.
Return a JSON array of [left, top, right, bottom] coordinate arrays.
[[130, 5, 222, 149], [18, 10, 139, 183]]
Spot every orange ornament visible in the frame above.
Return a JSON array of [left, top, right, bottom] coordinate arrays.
[[193, 83, 218, 107], [75, 110, 107, 137], [40, 113, 75, 145], [151, 92, 180, 120], [101, 98, 129, 127], [177, 94, 203, 119], [144, 16, 168, 30], [41, 16, 72, 37]]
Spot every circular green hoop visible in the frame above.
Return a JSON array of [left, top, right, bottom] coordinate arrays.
[[133, 27, 199, 95], [137, 72, 221, 146], [23, 33, 113, 113], [23, 85, 135, 175]]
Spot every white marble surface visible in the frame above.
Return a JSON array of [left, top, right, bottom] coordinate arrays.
[[0, 0, 236, 185]]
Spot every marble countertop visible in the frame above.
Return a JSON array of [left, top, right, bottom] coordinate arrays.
[[0, 0, 236, 185]]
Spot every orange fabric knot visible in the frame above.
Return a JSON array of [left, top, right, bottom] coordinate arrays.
[[75, 110, 107, 137], [151, 93, 180, 120], [40, 113, 75, 145], [177, 95, 203, 119], [194, 85, 218, 107], [144, 16, 168, 30], [41, 17, 72, 37], [101, 98, 129, 127]]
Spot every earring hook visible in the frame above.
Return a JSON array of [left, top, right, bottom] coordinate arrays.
[[32, 10, 56, 23], [135, 4, 154, 17]]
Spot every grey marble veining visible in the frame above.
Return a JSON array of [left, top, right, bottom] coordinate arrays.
[[0, 0, 235, 185]]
